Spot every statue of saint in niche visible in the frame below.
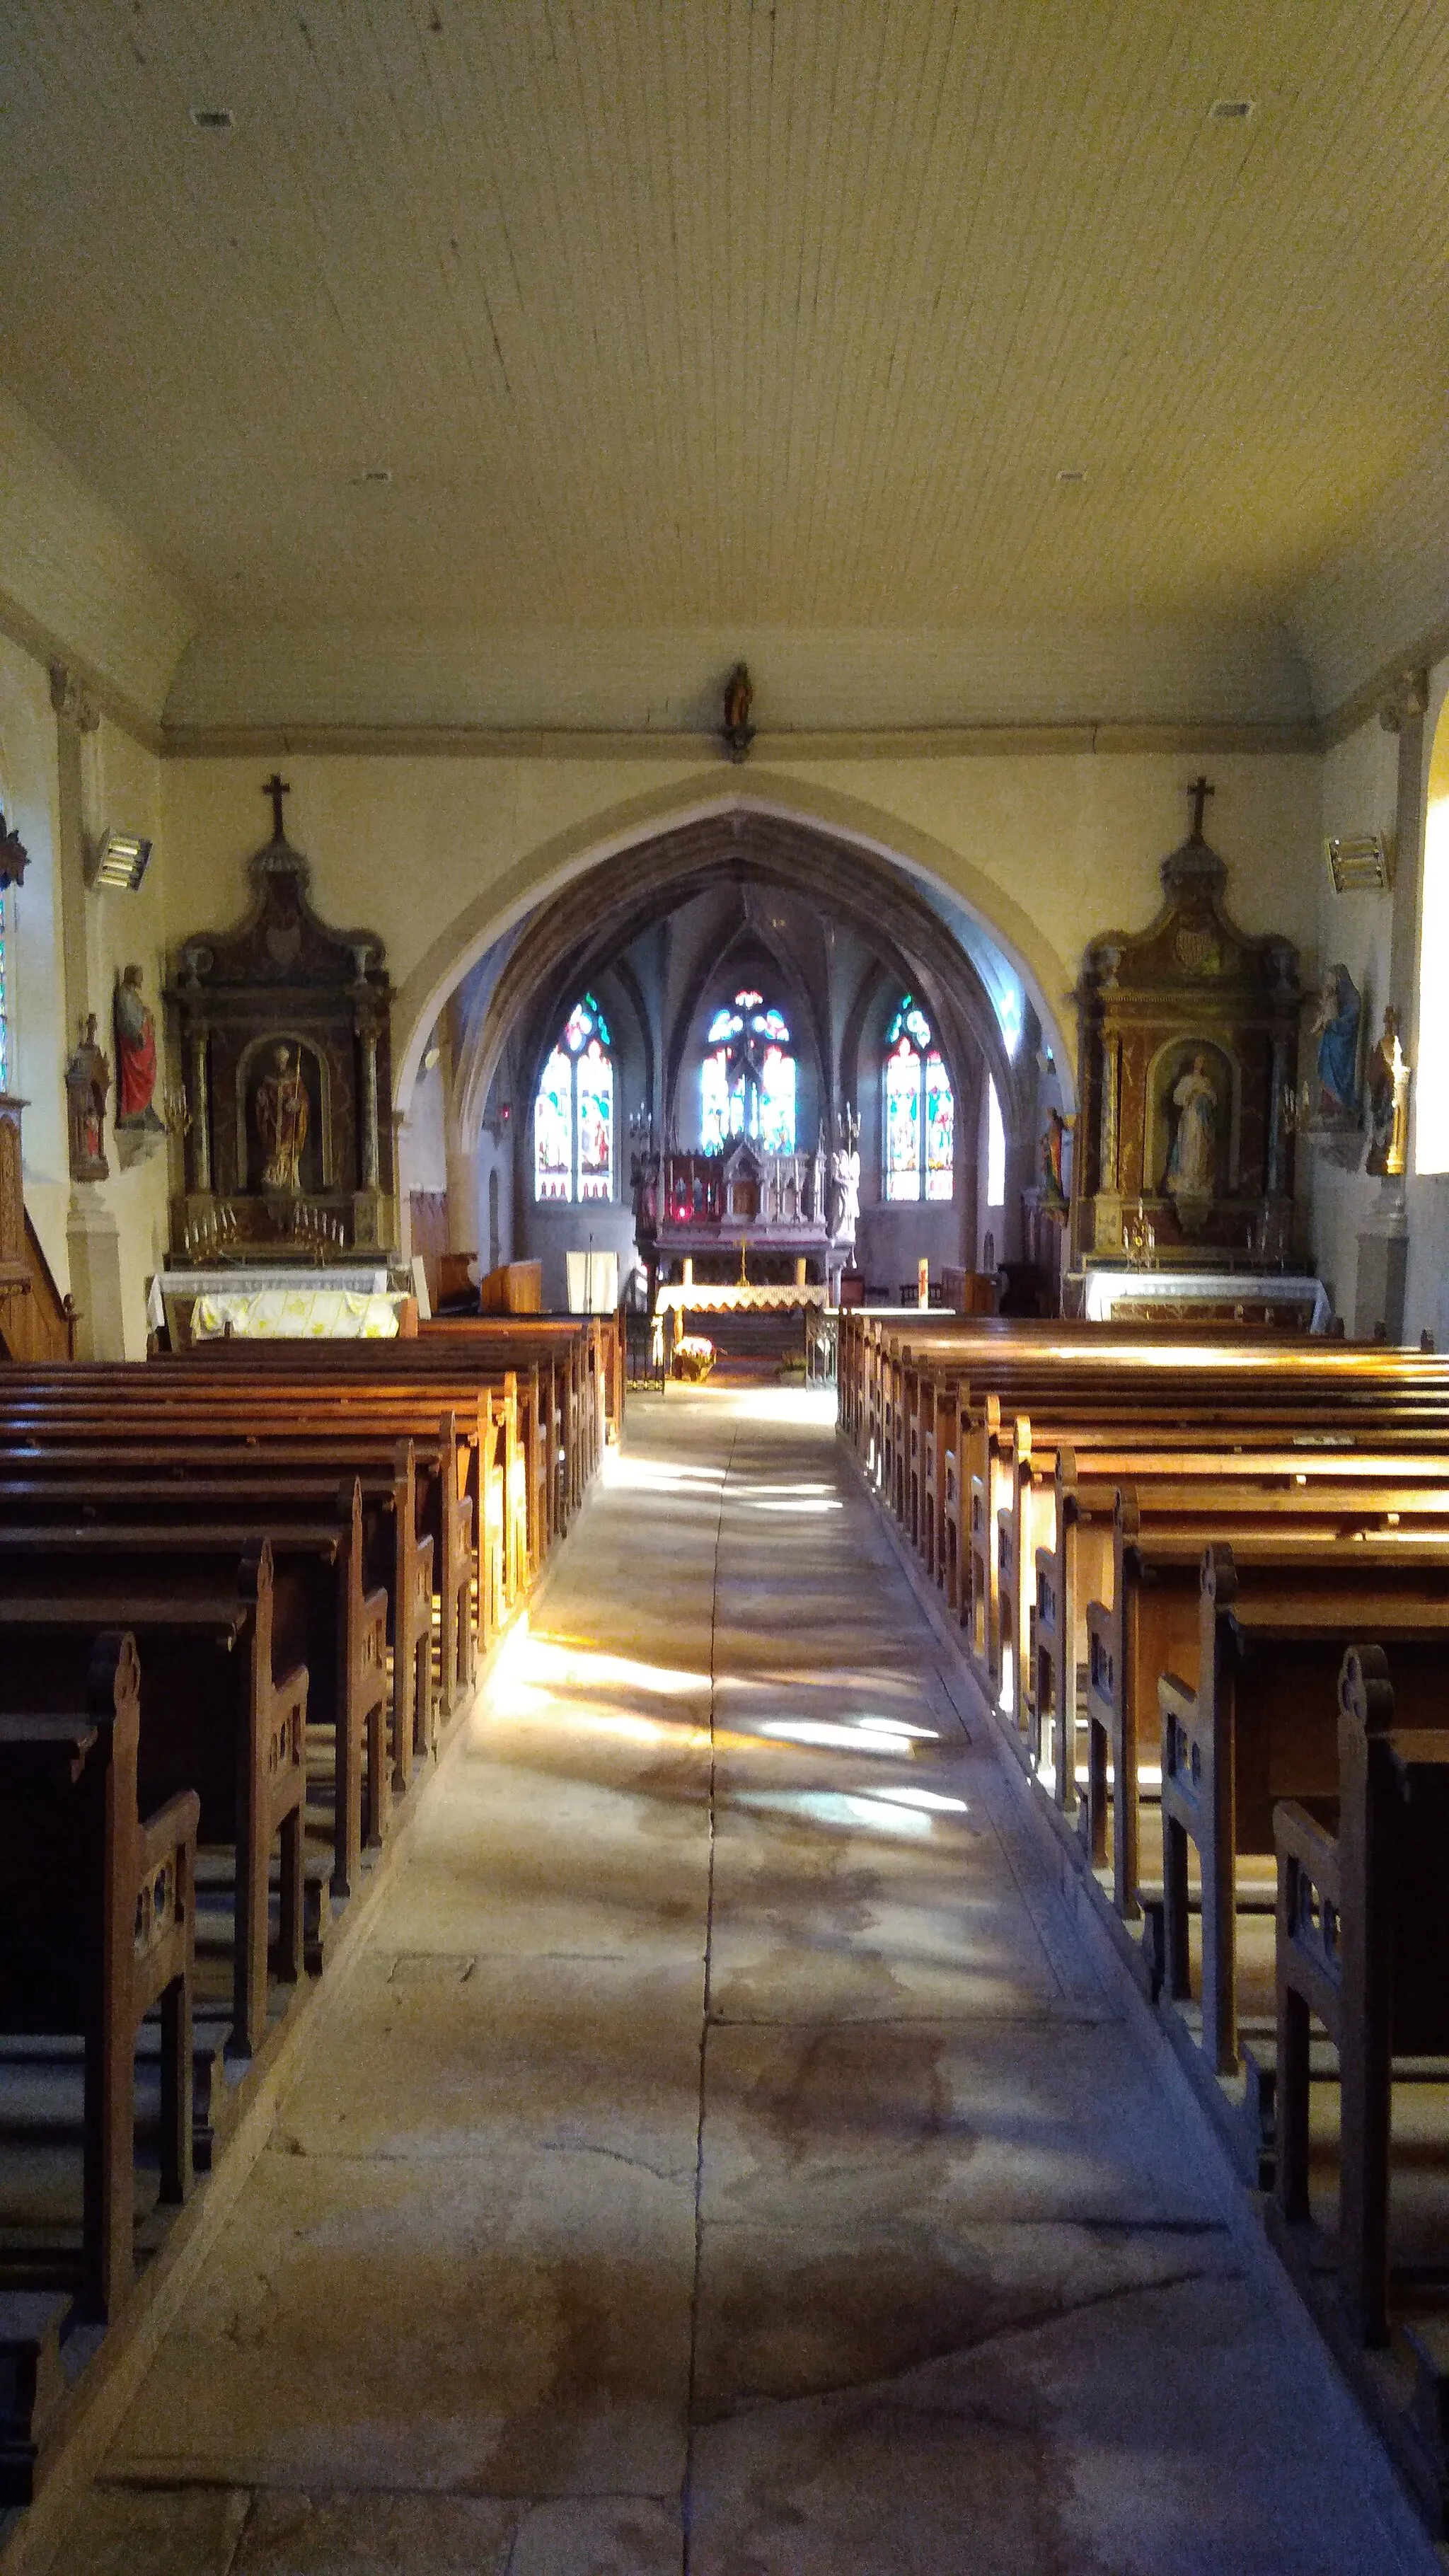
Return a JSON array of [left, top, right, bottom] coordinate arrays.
[[255, 1043, 310, 1191], [1164, 1053, 1218, 1202]]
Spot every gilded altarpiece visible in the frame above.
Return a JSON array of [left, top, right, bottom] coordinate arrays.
[[1074, 817, 1300, 1269], [166, 812, 397, 1261]]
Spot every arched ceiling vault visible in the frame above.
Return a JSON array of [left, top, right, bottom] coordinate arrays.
[[454, 812, 1018, 1147]]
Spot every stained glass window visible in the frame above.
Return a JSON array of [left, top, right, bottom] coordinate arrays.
[[884, 1036, 921, 1201], [533, 994, 614, 1203], [884, 996, 954, 1203], [700, 990, 796, 1153], [925, 1049, 954, 1201]]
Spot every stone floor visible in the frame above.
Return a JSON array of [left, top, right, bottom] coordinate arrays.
[[42, 1390, 1440, 2575]]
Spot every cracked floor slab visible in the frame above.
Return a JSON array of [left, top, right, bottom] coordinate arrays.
[[37, 1391, 1440, 2575]]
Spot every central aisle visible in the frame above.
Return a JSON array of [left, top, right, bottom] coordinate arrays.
[[54, 1392, 1435, 2575]]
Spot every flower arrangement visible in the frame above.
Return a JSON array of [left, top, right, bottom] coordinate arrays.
[[673, 1332, 715, 1383]]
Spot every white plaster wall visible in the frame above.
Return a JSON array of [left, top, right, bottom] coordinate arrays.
[[1402, 658, 1449, 1346], [0, 633, 68, 1286], [404, 1057, 448, 1192]]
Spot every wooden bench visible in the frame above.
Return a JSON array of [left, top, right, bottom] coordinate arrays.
[[0, 1535, 306, 2060], [1274, 1645, 1449, 2351], [1033, 1444, 1449, 1810], [0, 1390, 467, 1723], [0, 1633, 197, 2328], [1157, 1544, 1449, 2077], [0, 1478, 391, 1904]]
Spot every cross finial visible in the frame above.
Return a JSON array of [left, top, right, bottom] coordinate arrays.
[[1187, 774, 1214, 838], [263, 771, 291, 841]]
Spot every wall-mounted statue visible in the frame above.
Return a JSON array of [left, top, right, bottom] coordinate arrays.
[[829, 1104, 862, 1251], [721, 662, 755, 764], [114, 964, 163, 1133], [65, 1014, 110, 1181], [1365, 1005, 1410, 1179], [1039, 1106, 1070, 1218], [1312, 963, 1362, 1119]]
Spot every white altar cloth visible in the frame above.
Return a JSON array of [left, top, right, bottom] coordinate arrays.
[[654, 1282, 829, 1319], [148, 1266, 402, 1341], [1081, 1269, 1332, 1333]]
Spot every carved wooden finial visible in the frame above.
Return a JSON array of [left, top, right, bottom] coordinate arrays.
[[1186, 775, 1215, 839], [263, 771, 291, 840]]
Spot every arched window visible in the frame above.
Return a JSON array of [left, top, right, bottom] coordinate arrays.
[[534, 995, 615, 1203], [700, 988, 796, 1153], [884, 997, 954, 1202]]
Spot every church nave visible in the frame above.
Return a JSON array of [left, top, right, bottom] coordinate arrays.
[[45, 1391, 1431, 2576]]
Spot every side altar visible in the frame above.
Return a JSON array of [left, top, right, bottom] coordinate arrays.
[[1073, 780, 1303, 1276], [166, 778, 398, 1264]]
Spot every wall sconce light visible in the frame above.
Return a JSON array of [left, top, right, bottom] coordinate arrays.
[[88, 829, 153, 892]]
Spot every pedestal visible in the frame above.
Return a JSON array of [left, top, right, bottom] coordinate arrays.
[[67, 1186, 125, 1361], [1354, 1185, 1409, 1343]]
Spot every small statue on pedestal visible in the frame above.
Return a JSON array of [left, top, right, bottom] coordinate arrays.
[[721, 662, 756, 764], [1365, 1006, 1410, 1179], [829, 1107, 862, 1252], [65, 1015, 110, 1181], [1039, 1107, 1070, 1218]]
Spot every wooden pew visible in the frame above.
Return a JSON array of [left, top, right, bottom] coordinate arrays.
[[0, 1479, 390, 1903], [1085, 1510, 1449, 1930], [1156, 1544, 1449, 2077], [1033, 1443, 1449, 1810], [966, 1380, 1449, 1707], [0, 1633, 197, 2327], [0, 1392, 464, 1727], [0, 1535, 306, 2059], [1274, 1645, 1449, 2350]]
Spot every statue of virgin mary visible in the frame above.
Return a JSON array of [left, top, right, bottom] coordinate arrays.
[[1165, 1055, 1217, 1201]]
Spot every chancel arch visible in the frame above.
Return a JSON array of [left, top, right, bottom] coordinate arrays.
[[417, 808, 1058, 1307]]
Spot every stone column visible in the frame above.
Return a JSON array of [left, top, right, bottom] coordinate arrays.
[[1355, 671, 1428, 1341], [189, 1024, 212, 1195], [52, 666, 128, 1358], [440, 1000, 478, 1254]]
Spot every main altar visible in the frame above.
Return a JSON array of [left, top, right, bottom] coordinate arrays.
[[638, 1139, 827, 1258]]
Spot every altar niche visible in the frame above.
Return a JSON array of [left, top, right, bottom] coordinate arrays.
[[166, 778, 396, 1262], [1074, 781, 1300, 1271]]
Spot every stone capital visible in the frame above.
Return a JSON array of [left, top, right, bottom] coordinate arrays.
[[48, 660, 100, 733], [1378, 667, 1429, 734]]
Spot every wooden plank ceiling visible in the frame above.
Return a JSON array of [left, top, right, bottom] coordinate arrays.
[[0, 0, 1445, 634]]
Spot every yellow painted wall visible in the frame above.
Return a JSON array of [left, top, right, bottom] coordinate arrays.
[[161, 746, 1324, 1114]]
